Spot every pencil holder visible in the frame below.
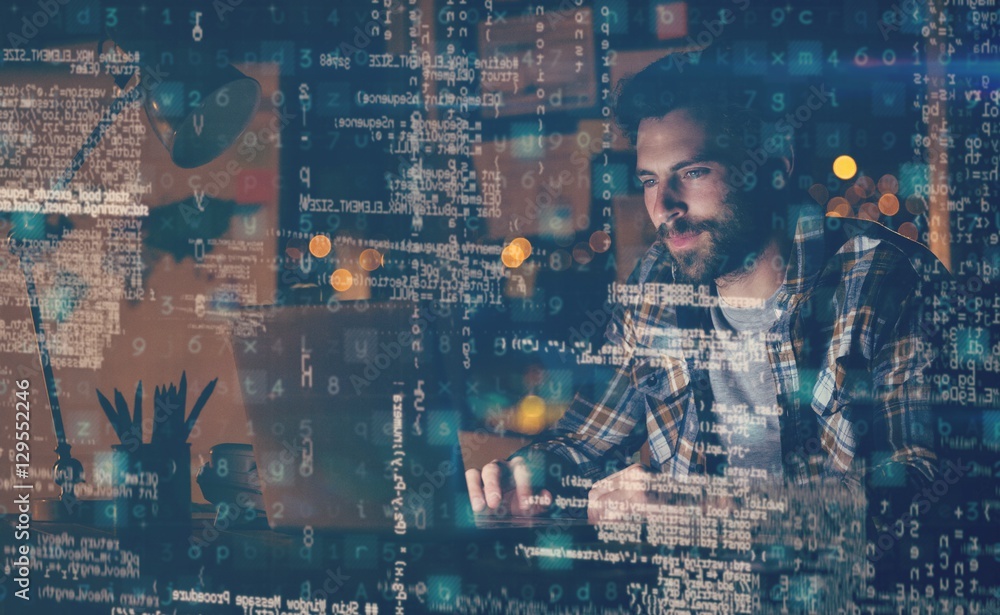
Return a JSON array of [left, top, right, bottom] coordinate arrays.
[[112, 442, 192, 535]]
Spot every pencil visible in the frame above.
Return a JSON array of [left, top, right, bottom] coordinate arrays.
[[96, 389, 124, 441], [177, 372, 187, 443], [152, 385, 162, 445], [133, 380, 143, 443], [114, 389, 131, 435], [185, 377, 217, 438]]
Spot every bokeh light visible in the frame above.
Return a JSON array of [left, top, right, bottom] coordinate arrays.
[[854, 176, 875, 196], [905, 195, 927, 215], [510, 237, 532, 259], [826, 196, 851, 217], [878, 193, 900, 216], [844, 185, 865, 206], [898, 222, 918, 241], [877, 174, 899, 195], [309, 234, 332, 258], [572, 242, 594, 265], [589, 230, 611, 253], [501, 238, 532, 268], [808, 183, 829, 205], [858, 202, 880, 221], [501, 243, 526, 268], [833, 155, 858, 180], [330, 268, 353, 291], [516, 395, 547, 434], [359, 248, 382, 271]]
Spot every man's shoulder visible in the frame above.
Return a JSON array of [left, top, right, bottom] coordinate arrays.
[[820, 217, 947, 286]]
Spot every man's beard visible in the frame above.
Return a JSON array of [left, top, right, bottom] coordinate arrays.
[[657, 198, 772, 286]]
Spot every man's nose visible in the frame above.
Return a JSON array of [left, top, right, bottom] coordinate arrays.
[[658, 182, 686, 219]]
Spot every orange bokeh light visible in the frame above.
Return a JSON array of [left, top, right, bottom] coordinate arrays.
[[331, 269, 353, 291], [309, 234, 331, 258]]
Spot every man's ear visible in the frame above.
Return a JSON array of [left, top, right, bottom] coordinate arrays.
[[781, 154, 794, 177], [780, 140, 794, 177], [760, 154, 794, 188]]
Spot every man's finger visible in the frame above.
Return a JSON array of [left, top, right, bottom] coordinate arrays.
[[509, 457, 535, 511], [622, 463, 647, 479], [589, 470, 624, 499], [593, 464, 648, 498], [588, 488, 607, 523], [465, 468, 486, 512], [480, 460, 507, 509], [534, 488, 553, 515]]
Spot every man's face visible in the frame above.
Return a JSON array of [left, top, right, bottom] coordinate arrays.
[[635, 109, 765, 285]]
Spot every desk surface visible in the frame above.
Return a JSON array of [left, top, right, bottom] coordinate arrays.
[[6, 511, 865, 615]]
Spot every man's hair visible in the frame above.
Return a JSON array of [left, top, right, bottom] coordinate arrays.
[[614, 51, 797, 226], [613, 53, 790, 166]]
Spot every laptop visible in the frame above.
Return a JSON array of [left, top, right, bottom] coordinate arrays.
[[230, 301, 587, 532], [231, 302, 416, 531]]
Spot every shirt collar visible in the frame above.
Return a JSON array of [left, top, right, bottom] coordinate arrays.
[[782, 204, 828, 298]]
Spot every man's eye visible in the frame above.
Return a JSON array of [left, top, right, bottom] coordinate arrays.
[[683, 168, 709, 180], [640, 178, 656, 189]]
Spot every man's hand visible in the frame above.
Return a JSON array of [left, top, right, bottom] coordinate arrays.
[[589, 464, 743, 523], [587, 463, 655, 523], [465, 456, 552, 516]]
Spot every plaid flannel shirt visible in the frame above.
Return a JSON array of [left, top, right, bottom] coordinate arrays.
[[523, 209, 944, 495]]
